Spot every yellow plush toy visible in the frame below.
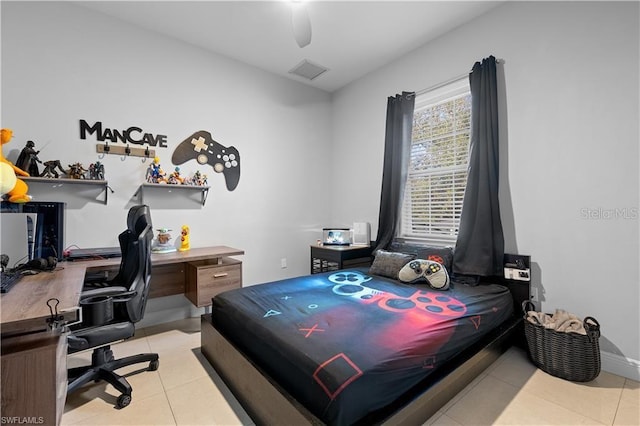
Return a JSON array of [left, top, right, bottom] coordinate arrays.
[[0, 128, 32, 203], [178, 225, 190, 252], [0, 163, 17, 196]]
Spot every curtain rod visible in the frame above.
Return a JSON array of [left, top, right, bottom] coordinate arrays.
[[415, 73, 468, 96], [415, 58, 503, 96]]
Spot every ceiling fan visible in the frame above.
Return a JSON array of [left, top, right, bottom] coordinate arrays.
[[290, 1, 312, 48]]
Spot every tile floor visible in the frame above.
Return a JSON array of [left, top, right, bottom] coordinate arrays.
[[63, 317, 639, 425]]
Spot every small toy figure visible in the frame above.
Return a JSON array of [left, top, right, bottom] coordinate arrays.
[[145, 156, 168, 184], [40, 160, 67, 178], [191, 170, 208, 186], [178, 225, 190, 252], [0, 128, 31, 203], [89, 161, 105, 180], [145, 157, 160, 182], [152, 228, 177, 253], [16, 140, 42, 177], [167, 167, 185, 185], [68, 163, 87, 179]]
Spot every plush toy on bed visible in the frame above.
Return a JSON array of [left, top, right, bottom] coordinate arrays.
[[398, 259, 450, 290]]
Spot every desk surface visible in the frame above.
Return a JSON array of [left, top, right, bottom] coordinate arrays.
[[75, 245, 245, 270], [1, 263, 86, 336], [1, 246, 243, 336]]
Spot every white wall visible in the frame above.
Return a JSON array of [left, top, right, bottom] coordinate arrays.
[[331, 1, 639, 379], [1, 1, 332, 322]]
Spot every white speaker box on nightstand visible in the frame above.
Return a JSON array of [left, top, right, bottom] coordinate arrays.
[[352, 222, 370, 246]]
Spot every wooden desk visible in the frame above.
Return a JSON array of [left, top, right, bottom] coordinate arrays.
[[74, 245, 244, 300], [0, 265, 85, 426], [0, 245, 243, 426], [1, 246, 244, 333]]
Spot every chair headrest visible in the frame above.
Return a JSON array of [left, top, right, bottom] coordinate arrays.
[[127, 205, 152, 236]]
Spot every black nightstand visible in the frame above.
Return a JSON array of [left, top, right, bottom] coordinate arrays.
[[310, 244, 373, 274]]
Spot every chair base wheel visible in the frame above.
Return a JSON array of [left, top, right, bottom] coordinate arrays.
[[116, 393, 131, 409]]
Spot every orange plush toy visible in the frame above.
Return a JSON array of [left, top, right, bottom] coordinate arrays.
[[1, 128, 32, 203]]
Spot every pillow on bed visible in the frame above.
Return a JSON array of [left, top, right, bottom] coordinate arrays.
[[388, 242, 454, 272], [398, 259, 450, 290], [413, 248, 453, 272], [368, 250, 415, 279]]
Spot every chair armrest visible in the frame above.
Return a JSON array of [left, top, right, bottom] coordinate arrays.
[[110, 290, 137, 303], [79, 288, 138, 327], [82, 288, 137, 303], [81, 286, 129, 299]]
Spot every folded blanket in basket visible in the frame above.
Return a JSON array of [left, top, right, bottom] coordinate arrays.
[[526, 309, 586, 335]]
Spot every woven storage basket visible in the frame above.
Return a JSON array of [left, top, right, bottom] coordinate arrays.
[[522, 301, 601, 382]]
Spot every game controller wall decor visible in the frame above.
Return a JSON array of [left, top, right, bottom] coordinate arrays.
[[172, 130, 240, 191]]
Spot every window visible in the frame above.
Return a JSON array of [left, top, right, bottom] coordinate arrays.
[[399, 78, 471, 246]]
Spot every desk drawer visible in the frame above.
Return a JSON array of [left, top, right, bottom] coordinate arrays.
[[186, 258, 242, 308]]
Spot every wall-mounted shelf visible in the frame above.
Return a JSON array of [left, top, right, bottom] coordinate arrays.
[[135, 183, 210, 206], [22, 176, 113, 204]]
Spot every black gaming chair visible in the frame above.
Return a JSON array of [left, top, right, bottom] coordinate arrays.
[[67, 205, 158, 408]]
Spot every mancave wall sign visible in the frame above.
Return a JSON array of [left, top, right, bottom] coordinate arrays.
[[79, 120, 240, 191], [80, 119, 168, 147]]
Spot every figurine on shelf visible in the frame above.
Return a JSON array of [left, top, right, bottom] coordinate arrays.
[[16, 140, 42, 177], [191, 170, 208, 186], [168, 167, 185, 185], [145, 157, 160, 182], [152, 228, 177, 253], [145, 156, 168, 184], [178, 225, 190, 252], [88, 161, 105, 180], [0, 128, 31, 203], [40, 160, 67, 178], [68, 163, 87, 179]]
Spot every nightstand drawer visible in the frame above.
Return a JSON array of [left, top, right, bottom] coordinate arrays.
[[185, 258, 242, 307]]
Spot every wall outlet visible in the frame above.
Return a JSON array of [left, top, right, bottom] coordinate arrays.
[[280, 258, 287, 269]]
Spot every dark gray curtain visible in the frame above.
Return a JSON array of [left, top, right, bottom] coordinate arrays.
[[452, 56, 504, 276], [374, 91, 415, 252]]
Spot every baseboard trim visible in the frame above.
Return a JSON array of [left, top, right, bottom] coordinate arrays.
[[601, 351, 640, 381]]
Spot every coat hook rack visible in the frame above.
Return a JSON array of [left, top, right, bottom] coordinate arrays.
[[96, 143, 156, 159], [142, 146, 151, 162]]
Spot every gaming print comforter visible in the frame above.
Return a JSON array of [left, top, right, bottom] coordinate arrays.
[[211, 268, 514, 425]]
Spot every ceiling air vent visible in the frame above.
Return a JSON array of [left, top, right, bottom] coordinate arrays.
[[288, 59, 329, 81]]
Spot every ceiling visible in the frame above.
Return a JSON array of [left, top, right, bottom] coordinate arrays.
[[75, 1, 502, 93]]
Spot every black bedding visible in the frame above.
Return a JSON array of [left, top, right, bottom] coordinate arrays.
[[211, 268, 514, 425]]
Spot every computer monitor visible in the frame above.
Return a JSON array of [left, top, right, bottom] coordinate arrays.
[[0, 213, 32, 268], [1, 201, 66, 261]]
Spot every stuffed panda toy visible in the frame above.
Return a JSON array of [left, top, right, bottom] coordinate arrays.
[[398, 259, 450, 290]]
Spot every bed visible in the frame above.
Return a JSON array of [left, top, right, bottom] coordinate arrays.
[[201, 248, 529, 425]]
